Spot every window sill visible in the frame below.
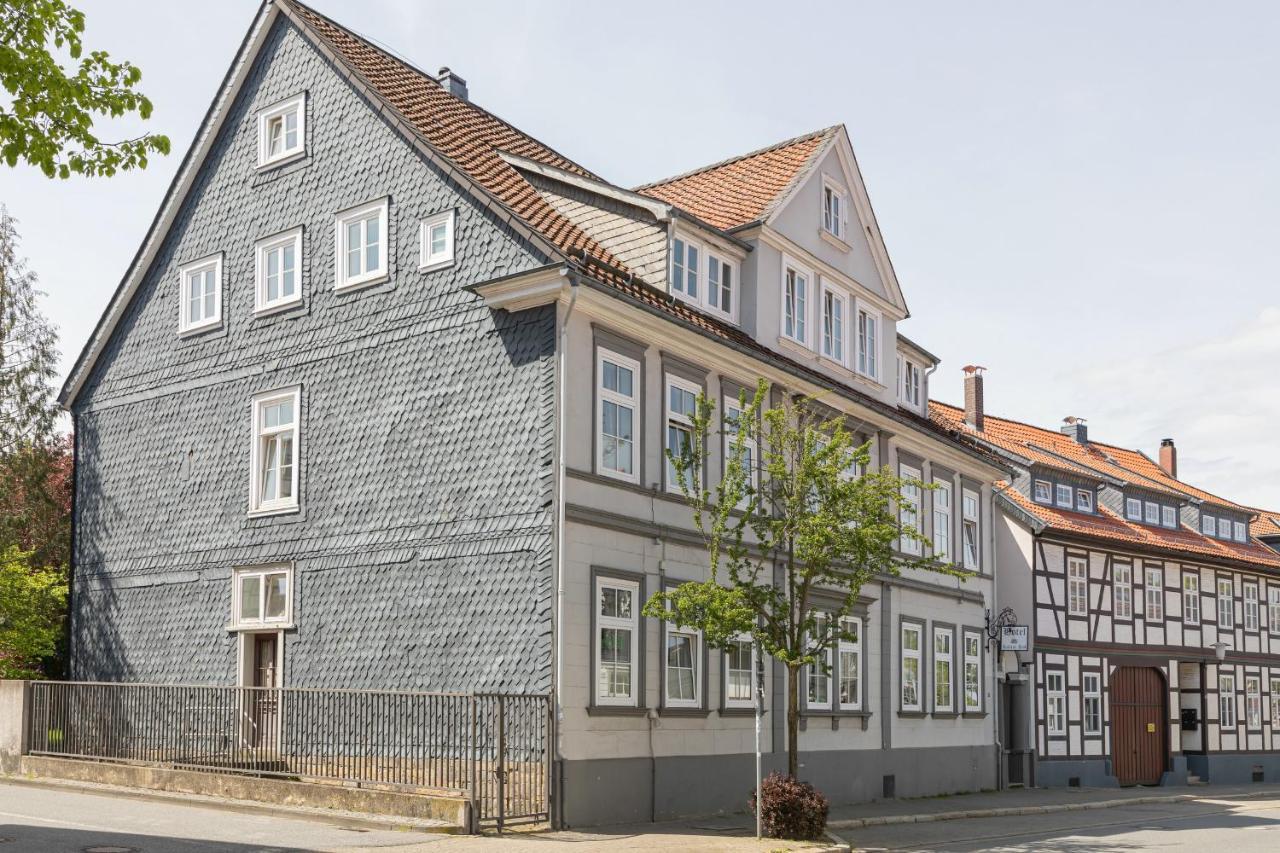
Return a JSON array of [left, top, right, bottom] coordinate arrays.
[[962, 711, 988, 719], [804, 709, 870, 719], [819, 228, 852, 252], [257, 149, 307, 171], [897, 710, 927, 718], [419, 257, 456, 274], [226, 622, 295, 632], [931, 710, 959, 719], [248, 503, 300, 519], [585, 704, 648, 717], [592, 466, 642, 488], [254, 298, 304, 319], [658, 707, 711, 718], [719, 707, 764, 717], [177, 320, 223, 339], [334, 272, 391, 294], [777, 335, 814, 358]]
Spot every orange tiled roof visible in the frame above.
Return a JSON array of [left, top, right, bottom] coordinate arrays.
[[636, 128, 838, 231], [1249, 510, 1280, 540]]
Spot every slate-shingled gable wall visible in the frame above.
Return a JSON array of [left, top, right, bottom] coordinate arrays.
[[70, 17, 556, 692]]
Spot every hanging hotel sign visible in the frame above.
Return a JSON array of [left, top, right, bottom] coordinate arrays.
[[1000, 625, 1029, 651]]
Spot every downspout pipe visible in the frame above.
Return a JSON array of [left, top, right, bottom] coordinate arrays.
[[552, 269, 578, 829]]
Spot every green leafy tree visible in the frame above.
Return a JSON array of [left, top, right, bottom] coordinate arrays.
[[0, 433, 71, 569], [644, 380, 960, 778], [0, 206, 60, 453], [1, 0, 170, 177], [0, 547, 66, 679]]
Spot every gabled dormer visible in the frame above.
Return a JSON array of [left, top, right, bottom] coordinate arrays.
[[895, 334, 935, 417]]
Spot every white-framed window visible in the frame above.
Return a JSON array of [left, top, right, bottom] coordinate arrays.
[[1162, 506, 1178, 528], [1083, 672, 1102, 735], [1046, 671, 1066, 735], [231, 564, 292, 628], [665, 375, 700, 493], [723, 398, 757, 506], [821, 285, 847, 364], [724, 636, 755, 710], [963, 630, 981, 712], [334, 198, 389, 291], [856, 306, 879, 380], [1113, 563, 1133, 619], [257, 92, 305, 168], [254, 227, 303, 314], [1219, 517, 1232, 540], [901, 622, 922, 712], [672, 237, 697, 299], [595, 575, 639, 706], [1219, 578, 1234, 628], [1183, 572, 1200, 625], [900, 358, 922, 407], [1247, 676, 1262, 728], [1033, 480, 1052, 504], [933, 479, 952, 561], [672, 237, 738, 321], [1055, 484, 1072, 509], [1201, 513, 1216, 536], [822, 177, 848, 240], [1077, 489, 1094, 513], [1269, 587, 1280, 635], [249, 387, 300, 515], [782, 261, 810, 345], [805, 612, 832, 711], [706, 251, 735, 319], [933, 626, 953, 712], [898, 463, 922, 556], [1235, 520, 1248, 543], [177, 253, 222, 334], [962, 488, 980, 570], [1271, 677, 1280, 725], [1144, 501, 1160, 525], [1245, 585, 1259, 632], [1067, 556, 1088, 616], [596, 348, 639, 483], [838, 617, 862, 711], [1145, 567, 1163, 620], [1219, 672, 1236, 728], [1125, 498, 1142, 521], [665, 622, 701, 709], [419, 209, 455, 271]]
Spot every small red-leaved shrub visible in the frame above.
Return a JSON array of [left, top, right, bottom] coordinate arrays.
[[749, 772, 829, 840]]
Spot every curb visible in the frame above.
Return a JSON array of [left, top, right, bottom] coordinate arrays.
[[828, 788, 1280, 831]]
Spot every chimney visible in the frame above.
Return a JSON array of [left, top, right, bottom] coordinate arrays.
[[1159, 438, 1178, 478], [962, 365, 985, 431], [1061, 416, 1088, 444], [437, 66, 468, 101]]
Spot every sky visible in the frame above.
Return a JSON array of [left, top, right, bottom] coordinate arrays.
[[4, 0, 1278, 508]]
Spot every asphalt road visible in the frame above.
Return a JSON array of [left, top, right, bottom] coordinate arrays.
[[843, 793, 1280, 852]]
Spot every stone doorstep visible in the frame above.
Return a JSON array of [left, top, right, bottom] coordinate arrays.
[[10, 755, 468, 832]]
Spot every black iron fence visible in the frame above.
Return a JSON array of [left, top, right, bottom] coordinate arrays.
[[26, 681, 550, 829]]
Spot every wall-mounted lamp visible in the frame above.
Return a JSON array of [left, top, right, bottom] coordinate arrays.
[[1211, 641, 1231, 662]]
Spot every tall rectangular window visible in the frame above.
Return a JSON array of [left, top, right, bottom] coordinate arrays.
[[725, 637, 754, 710], [596, 349, 639, 483], [723, 399, 757, 506], [1220, 672, 1236, 728], [1245, 585, 1259, 631], [838, 617, 862, 711], [671, 237, 699, 299], [334, 198, 388, 290], [933, 626, 953, 713], [1068, 556, 1088, 616], [1234, 520, 1248, 543], [933, 479, 952, 561], [856, 307, 879, 378], [962, 488, 980, 570], [1125, 498, 1142, 521], [1269, 587, 1280, 635], [1144, 501, 1160, 525], [805, 613, 832, 711], [1034, 480, 1052, 504], [250, 388, 300, 514], [419, 209, 455, 271], [255, 228, 302, 314], [1056, 484, 1073, 508], [665, 623, 701, 709], [1046, 672, 1066, 735], [1271, 677, 1280, 725], [1162, 506, 1177, 528], [257, 92, 305, 167], [665, 376, 699, 493], [1183, 572, 1200, 625], [706, 252, 734, 318], [1145, 567, 1163, 621], [1201, 513, 1216, 536], [901, 359, 921, 407], [963, 630, 981, 712], [783, 264, 809, 344], [901, 622, 921, 712], [1113, 563, 1133, 619], [822, 180, 847, 239], [821, 287, 846, 363], [177, 254, 222, 334], [1219, 517, 1232, 540], [595, 576, 639, 706], [1219, 578, 1234, 628], [1083, 673, 1102, 735], [1246, 676, 1262, 728], [899, 464, 922, 556]]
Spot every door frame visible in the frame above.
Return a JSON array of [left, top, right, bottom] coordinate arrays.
[[236, 629, 285, 750]]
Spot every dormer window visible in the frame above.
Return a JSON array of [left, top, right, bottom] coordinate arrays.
[[672, 236, 736, 321], [1201, 513, 1215, 536], [1055, 484, 1072, 508], [257, 93, 306, 168], [1162, 506, 1177, 529], [1125, 498, 1142, 521], [1218, 517, 1231, 540], [856, 307, 879, 380], [1034, 480, 1052, 504], [900, 358, 921, 407], [1144, 501, 1159, 525], [822, 178, 848, 241], [1077, 489, 1094, 513], [1234, 520, 1247, 542]]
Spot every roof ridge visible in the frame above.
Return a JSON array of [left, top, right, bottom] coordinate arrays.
[[633, 125, 840, 191]]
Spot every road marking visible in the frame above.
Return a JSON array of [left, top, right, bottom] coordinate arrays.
[[0, 808, 120, 832]]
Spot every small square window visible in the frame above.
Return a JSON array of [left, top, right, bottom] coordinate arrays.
[[1077, 489, 1094, 513], [1055, 484, 1072, 508], [232, 565, 293, 628], [257, 93, 306, 168], [254, 227, 303, 315], [250, 387, 301, 515], [1033, 480, 1052, 504], [419, 210, 455, 271], [335, 198, 389, 291], [177, 253, 223, 334]]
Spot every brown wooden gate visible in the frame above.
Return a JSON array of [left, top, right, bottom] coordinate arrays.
[[1111, 666, 1166, 785]]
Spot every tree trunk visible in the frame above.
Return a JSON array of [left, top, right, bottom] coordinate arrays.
[[786, 662, 800, 778]]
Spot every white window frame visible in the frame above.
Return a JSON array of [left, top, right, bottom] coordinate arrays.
[[254, 227, 303, 315], [1046, 671, 1066, 735], [723, 398, 757, 507], [1144, 501, 1160, 525], [820, 284, 848, 365], [1126, 498, 1142, 521], [596, 348, 640, 485], [837, 617, 862, 711], [1219, 578, 1234, 628], [334, 197, 390, 291], [805, 612, 832, 712], [724, 635, 756, 710], [1220, 672, 1236, 728], [1201, 513, 1216, 536], [1067, 556, 1088, 616], [1145, 567, 1163, 621], [1055, 483, 1073, 509], [705, 249, 736, 321], [856, 305, 880, 380], [419, 209, 455, 272], [1183, 572, 1200, 626], [1033, 480, 1052, 504], [962, 630, 981, 713], [177, 253, 223, 334], [1113, 563, 1133, 619], [230, 564, 293, 629], [822, 176, 849, 241], [933, 478, 952, 562], [672, 234, 738, 322], [594, 576, 640, 707], [962, 487, 980, 570], [248, 387, 301, 516], [901, 622, 922, 712], [1271, 677, 1280, 726], [781, 258, 811, 346], [1083, 673, 1102, 735], [933, 626, 954, 713], [664, 374, 701, 495], [664, 620, 702, 710], [1077, 489, 1094, 513], [1245, 584, 1259, 632], [1162, 506, 1178, 529], [1246, 676, 1262, 729], [898, 463, 922, 556], [1269, 586, 1280, 636], [256, 92, 306, 168], [1219, 517, 1232, 540], [1235, 520, 1248, 543], [900, 357, 922, 408]]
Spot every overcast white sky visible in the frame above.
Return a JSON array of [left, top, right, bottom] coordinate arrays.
[[4, 0, 1278, 507]]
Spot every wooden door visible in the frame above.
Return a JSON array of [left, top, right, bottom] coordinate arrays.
[[1111, 666, 1166, 785]]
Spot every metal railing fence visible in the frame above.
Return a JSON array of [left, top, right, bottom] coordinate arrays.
[[26, 681, 550, 828]]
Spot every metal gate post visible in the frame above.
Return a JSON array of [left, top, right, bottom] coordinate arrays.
[[468, 696, 479, 834], [495, 695, 506, 832]]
